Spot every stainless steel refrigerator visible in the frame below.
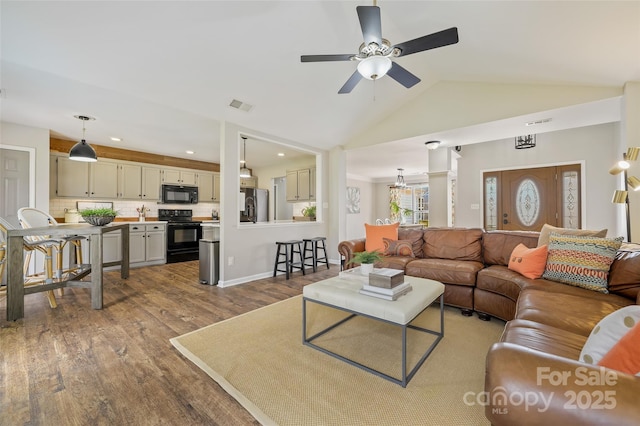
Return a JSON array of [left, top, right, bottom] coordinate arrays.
[[240, 188, 269, 223]]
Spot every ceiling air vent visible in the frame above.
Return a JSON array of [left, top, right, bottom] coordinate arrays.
[[229, 99, 253, 112]]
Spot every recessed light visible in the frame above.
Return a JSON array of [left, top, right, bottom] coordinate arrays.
[[110, 137, 122, 142], [186, 150, 194, 155], [278, 153, 285, 157]]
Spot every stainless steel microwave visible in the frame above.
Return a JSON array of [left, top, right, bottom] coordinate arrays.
[[161, 184, 198, 204]]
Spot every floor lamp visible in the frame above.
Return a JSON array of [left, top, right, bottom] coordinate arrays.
[[610, 147, 640, 242]]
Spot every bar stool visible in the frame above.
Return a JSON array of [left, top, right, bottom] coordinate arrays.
[[303, 237, 329, 272], [273, 240, 306, 279]]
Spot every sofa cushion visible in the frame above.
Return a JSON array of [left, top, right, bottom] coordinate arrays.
[[542, 234, 623, 293], [397, 228, 424, 258], [537, 223, 607, 247], [501, 319, 587, 360], [375, 256, 414, 271], [516, 288, 634, 337], [382, 238, 414, 257], [608, 243, 640, 301], [579, 305, 640, 366], [482, 230, 539, 266], [405, 258, 483, 287], [422, 228, 483, 262], [508, 243, 548, 279], [364, 222, 398, 253], [477, 265, 526, 302]]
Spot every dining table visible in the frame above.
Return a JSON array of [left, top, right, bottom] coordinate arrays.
[[5, 222, 129, 321]]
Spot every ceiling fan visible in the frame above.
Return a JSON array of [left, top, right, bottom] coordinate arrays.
[[301, 3, 459, 94]]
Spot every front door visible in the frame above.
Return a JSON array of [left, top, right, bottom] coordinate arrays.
[[484, 164, 581, 231]]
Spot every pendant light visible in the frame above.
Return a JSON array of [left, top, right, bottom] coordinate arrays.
[[395, 168, 406, 188], [239, 136, 252, 178], [69, 115, 97, 162]]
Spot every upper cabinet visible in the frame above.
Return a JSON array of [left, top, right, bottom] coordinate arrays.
[[199, 172, 221, 202], [142, 167, 161, 200], [55, 156, 90, 197], [240, 176, 257, 189], [118, 164, 142, 199], [286, 168, 314, 201], [51, 154, 205, 202], [90, 162, 118, 198], [162, 169, 197, 186]]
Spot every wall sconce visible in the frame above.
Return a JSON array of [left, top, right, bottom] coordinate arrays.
[[610, 146, 640, 242], [515, 135, 536, 149]]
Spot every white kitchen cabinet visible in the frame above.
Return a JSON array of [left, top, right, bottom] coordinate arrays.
[[198, 172, 221, 202], [142, 167, 161, 200], [286, 168, 311, 201], [90, 161, 118, 198], [54, 155, 118, 199], [118, 164, 142, 199], [240, 176, 257, 188], [103, 231, 122, 264], [55, 156, 90, 197], [162, 169, 197, 186], [129, 223, 166, 267]]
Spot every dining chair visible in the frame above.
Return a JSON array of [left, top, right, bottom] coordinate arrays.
[[0, 216, 59, 308], [17, 207, 86, 279]]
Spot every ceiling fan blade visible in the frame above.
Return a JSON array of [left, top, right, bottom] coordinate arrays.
[[301, 54, 354, 62], [338, 70, 363, 94], [393, 27, 459, 57], [387, 62, 421, 89], [356, 6, 382, 46]]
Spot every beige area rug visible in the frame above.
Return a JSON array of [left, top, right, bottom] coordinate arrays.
[[170, 296, 505, 426]]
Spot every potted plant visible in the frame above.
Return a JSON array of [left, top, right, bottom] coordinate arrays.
[[301, 205, 316, 220], [80, 208, 118, 226], [347, 250, 383, 275], [389, 201, 413, 224]]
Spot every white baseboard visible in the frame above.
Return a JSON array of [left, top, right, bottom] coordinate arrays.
[[217, 258, 340, 288]]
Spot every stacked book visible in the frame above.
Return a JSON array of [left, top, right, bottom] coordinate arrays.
[[359, 268, 413, 301]]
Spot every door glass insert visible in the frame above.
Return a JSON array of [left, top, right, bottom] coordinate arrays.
[[515, 178, 540, 227], [484, 176, 497, 231], [562, 170, 579, 229]]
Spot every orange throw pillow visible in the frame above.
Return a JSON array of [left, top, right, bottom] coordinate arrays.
[[598, 321, 640, 376], [364, 223, 399, 253], [507, 243, 548, 279]]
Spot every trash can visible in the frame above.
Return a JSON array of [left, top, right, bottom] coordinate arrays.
[[199, 239, 219, 285]]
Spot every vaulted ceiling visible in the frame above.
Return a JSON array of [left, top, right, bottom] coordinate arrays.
[[2, 1, 639, 176]]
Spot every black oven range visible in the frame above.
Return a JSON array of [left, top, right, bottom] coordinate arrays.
[[158, 209, 202, 263]]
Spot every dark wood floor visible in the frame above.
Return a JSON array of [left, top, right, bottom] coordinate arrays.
[[0, 261, 338, 425]]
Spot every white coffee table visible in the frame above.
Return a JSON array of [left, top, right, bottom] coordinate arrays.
[[302, 273, 445, 387]]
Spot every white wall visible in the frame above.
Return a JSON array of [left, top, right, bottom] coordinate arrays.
[[345, 177, 375, 240], [456, 123, 621, 236], [0, 121, 50, 209], [219, 121, 330, 286]]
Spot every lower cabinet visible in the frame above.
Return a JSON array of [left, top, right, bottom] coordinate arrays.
[[129, 223, 166, 267]]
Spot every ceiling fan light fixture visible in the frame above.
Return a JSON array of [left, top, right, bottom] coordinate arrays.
[[357, 56, 392, 80]]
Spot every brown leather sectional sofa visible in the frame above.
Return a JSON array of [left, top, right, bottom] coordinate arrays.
[[338, 227, 640, 424]]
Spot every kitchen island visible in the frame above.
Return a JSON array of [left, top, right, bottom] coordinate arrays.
[[5, 222, 130, 320]]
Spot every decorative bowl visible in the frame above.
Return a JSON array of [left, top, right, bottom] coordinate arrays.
[[83, 215, 116, 226]]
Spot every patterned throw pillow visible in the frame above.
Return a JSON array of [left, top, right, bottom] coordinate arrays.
[[382, 238, 415, 257], [542, 233, 623, 293], [579, 305, 640, 374]]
